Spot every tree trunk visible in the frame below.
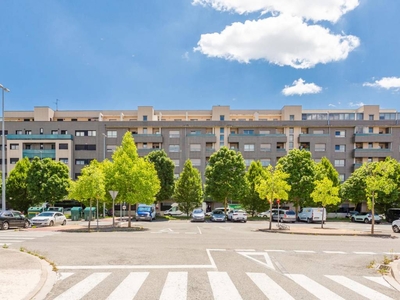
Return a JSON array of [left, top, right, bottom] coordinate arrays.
[[371, 192, 375, 235], [321, 206, 325, 229], [128, 204, 132, 228], [88, 199, 92, 232], [268, 197, 273, 230]]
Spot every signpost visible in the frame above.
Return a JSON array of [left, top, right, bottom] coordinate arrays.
[[109, 190, 118, 227]]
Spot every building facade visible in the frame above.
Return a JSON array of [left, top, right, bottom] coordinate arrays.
[[1, 105, 399, 183]]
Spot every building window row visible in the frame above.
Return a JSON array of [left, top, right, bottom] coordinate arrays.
[[76, 130, 96, 137]]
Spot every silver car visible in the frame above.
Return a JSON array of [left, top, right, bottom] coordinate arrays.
[[191, 208, 205, 222], [31, 212, 67, 226]]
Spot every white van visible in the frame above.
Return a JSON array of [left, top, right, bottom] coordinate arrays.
[[136, 204, 156, 221], [163, 203, 183, 216], [298, 207, 327, 223]]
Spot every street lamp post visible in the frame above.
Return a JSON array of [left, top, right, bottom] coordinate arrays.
[[102, 133, 107, 218], [0, 84, 10, 211]]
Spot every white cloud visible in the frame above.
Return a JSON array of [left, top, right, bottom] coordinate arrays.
[[282, 78, 322, 96], [182, 51, 190, 61], [328, 103, 336, 107], [363, 77, 400, 90], [348, 102, 364, 107], [194, 15, 360, 68], [192, 0, 359, 23]]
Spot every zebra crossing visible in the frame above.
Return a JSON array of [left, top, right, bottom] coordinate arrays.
[[0, 230, 59, 246], [50, 270, 398, 300]]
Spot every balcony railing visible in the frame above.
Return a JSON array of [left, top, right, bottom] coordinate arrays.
[[23, 149, 56, 159], [7, 134, 73, 140]]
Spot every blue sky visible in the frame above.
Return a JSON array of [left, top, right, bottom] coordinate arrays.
[[1, 0, 400, 111]]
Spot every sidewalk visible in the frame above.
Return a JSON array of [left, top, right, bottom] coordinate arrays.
[[1, 223, 399, 299]]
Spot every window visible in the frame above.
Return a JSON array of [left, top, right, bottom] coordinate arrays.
[[190, 159, 201, 166], [40, 144, 44, 150], [243, 130, 254, 135], [59, 143, 68, 150], [315, 143, 326, 152], [60, 130, 68, 134], [169, 131, 180, 138], [289, 127, 294, 134], [260, 130, 270, 134], [107, 145, 117, 152], [142, 143, 148, 149], [75, 159, 92, 165], [334, 160, 345, 167], [313, 130, 324, 134], [75, 173, 81, 179], [335, 131, 345, 137], [51, 130, 58, 134], [369, 114, 374, 121], [220, 115, 225, 121], [335, 145, 346, 152], [260, 143, 271, 151], [71, 118, 77, 121], [143, 128, 148, 134], [25, 130, 32, 135], [289, 115, 294, 121], [368, 143, 373, 149], [143, 115, 148, 121], [339, 174, 345, 182], [75, 131, 85, 137], [40, 128, 44, 135], [59, 158, 68, 164], [220, 128, 224, 133], [169, 145, 180, 152], [190, 144, 201, 151], [25, 145, 31, 150], [75, 144, 96, 151], [75, 130, 97, 137], [88, 130, 96, 136], [10, 158, 19, 164], [368, 127, 373, 133], [260, 159, 271, 167], [10, 144, 19, 150], [174, 173, 180, 179], [244, 144, 255, 151], [244, 159, 254, 167], [16, 130, 22, 135], [107, 131, 117, 138], [172, 160, 180, 167]]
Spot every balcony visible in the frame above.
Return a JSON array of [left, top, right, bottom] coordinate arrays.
[[228, 134, 286, 143], [186, 133, 216, 143], [23, 149, 56, 159], [354, 148, 393, 158], [354, 133, 393, 143], [132, 134, 163, 143], [298, 134, 330, 143], [137, 148, 159, 156], [7, 134, 73, 140]]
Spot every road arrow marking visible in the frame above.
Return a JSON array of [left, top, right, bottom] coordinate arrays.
[[237, 252, 275, 270]]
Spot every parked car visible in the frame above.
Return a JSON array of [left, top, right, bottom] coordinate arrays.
[[345, 211, 359, 218], [0, 210, 31, 230], [272, 210, 296, 223], [136, 204, 156, 221], [191, 209, 205, 222], [31, 212, 67, 226], [210, 210, 226, 222], [258, 209, 285, 218], [163, 204, 183, 216], [298, 207, 327, 223], [386, 208, 400, 223], [351, 212, 381, 224], [227, 209, 247, 222], [392, 219, 400, 233]]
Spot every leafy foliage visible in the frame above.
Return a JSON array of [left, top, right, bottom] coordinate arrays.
[[205, 147, 247, 214], [146, 150, 175, 202], [6, 157, 32, 212], [173, 160, 203, 216]]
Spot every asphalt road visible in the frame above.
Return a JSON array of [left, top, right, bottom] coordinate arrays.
[[3, 220, 400, 299]]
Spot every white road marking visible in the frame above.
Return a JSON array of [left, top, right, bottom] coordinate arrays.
[[326, 275, 394, 300], [247, 272, 295, 300], [57, 264, 215, 270], [58, 272, 74, 281], [206, 249, 225, 268], [106, 272, 149, 300], [0, 236, 34, 239], [237, 252, 275, 270], [354, 252, 376, 255], [293, 250, 316, 253], [197, 226, 202, 234], [159, 272, 187, 300], [323, 251, 346, 254], [208, 272, 242, 300], [54, 272, 110, 300], [364, 276, 394, 290], [286, 274, 344, 300]]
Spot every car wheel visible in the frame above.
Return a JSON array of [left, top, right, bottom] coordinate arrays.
[[244, 220, 247, 223], [23, 220, 30, 228], [351, 217, 355, 222], [49, 221, 54, 226], [364, 218, 369, 224], [307, 218, 312, 223], [2, 221, 9, 230], [291, 221, 295, 223], [297, 217, 300, 222], [62, 220, 66, 226], [393, 225, 400, 233]]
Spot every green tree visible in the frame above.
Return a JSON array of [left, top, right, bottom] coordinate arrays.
[[340, 166, 368, 206], [6, 157, 32, 212], [68, 160, 105, 231], [106, 132, 160, 227], [277, 149, 315, 215], [146, 150, 175, 203], [256, 165, 291, 230], [205, 147, 247, 215], [27, 157, 70, 205], [310, 177, 341, 228], [241, 161, 268, 217], [315, 157, 340, 186], [174, 160, 203, 216]]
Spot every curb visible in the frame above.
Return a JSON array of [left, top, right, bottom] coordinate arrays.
[[21, 251, 57, 300], [386, 259, 400, 291], [257, 228, 394, 238]]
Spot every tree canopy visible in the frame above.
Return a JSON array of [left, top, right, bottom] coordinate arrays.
[[6, 157, 32, 212]]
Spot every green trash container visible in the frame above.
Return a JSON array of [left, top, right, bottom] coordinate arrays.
[[84, 207, 96, 221], [70, 207, 82, 221], [27, 207, 44, 219]]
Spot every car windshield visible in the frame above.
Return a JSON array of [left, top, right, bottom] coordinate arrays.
[[286, 210, 295, 215], [193, 209, 203, 214], [213, 210, 223, 215], [37, 212, 55, 217], [138, 207, 151, 212]]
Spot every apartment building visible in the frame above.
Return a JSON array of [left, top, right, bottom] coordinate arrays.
[[1, 105, 399, 183]]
